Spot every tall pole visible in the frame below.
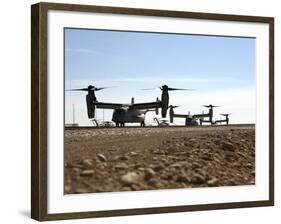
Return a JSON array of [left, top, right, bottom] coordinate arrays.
[[73, 104, 75, 124], [103, 109, 104, 122]]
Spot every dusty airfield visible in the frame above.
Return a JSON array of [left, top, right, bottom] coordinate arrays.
[[64, 125, 255, 194]]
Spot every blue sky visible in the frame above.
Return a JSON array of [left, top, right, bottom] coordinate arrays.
[[65, 28, 256, 126]]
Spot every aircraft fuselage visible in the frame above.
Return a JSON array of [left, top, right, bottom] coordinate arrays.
[[112, 108, 147, 126]]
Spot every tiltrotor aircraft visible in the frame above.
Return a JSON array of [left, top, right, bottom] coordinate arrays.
[[67, 84, 192, 127]]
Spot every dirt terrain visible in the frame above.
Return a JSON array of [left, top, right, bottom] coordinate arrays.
[[64, 125, 255, 194]]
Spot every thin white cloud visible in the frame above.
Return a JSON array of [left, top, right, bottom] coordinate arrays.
[[65, 48, 102, 55], [109, 77, 212, 83], [65, 76, 244, 87]]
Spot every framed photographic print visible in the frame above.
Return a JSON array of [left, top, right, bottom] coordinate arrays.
[[31, 2, 274, 221]]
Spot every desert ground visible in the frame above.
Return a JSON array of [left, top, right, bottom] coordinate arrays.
[[64, 125, 255, 194]]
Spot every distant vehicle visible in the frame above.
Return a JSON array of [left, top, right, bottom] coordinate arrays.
[[153, 117, 178, 127], [199, 105, 219, 125], [168, 105, 199, 126], [215, 114, 230, 125], [101, 121, 115, 127], [65, 123, 79, 127], [90, 119, 114, 127], [169, 104, 230, 126], [153, 117, 169, 127]]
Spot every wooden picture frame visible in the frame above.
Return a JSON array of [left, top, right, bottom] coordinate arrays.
[[31, 2, 274, 221]]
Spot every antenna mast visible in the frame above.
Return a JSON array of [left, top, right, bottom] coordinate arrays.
[[73, 104, 75, 124], [103, 109, 105, 123]]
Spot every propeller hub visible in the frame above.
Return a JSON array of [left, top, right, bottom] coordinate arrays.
[[161, 85, 169, 91]]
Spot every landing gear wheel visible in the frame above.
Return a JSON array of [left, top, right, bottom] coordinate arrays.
[[116, 122, 119, 127], [140, 121, 145, 127]]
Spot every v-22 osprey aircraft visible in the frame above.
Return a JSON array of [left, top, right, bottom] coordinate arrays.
[[67, 85, 191, 127]]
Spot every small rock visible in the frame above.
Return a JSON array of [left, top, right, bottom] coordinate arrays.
[[82, 159, 93, 167], [120, 172, 144, 185], [191, 162, 200, 169], [75, 188, 88, 193], [153, 149, 163, 154], [250, 179, 255, 184], [131, 183, 147, 191], [245, 163, 252, 168], [144, 168, 156, 180], [176, 174, 191, 183], [80, 169, 94, 176], [237, 151, 247, 159], [97, 164, 106, 169], [121, 186, 132, 191], [134, 163, 142, 169], [118, 155, 130, 161], [214, 139, 221, 145], [115, 162, 129, 170], [97, 154, 107, 162], [201, 153, 213, 161], [170, 162, 182, 169], [153, 165, 164, 171], [224, 151, 237, 162], [207, 178, 219, 186], [65, 162, 74, 168], [222, 142, 235, 152], [71, 167, 81, 173], [64, 185, 71, 193], [164, 140, 171, 144], [191, 173, 206, 184], [130, 151, 138, 156], [147, 178, 158, 185], [73, 164, 83, 169], [163, 173, 174, 181]]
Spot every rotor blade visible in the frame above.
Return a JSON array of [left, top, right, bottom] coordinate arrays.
[[169, 105, 180, 108], [141, 87, 194, 91], [66, 88, 89, 91], [94, 86, 115, 91], [167, 88, 194, 91], [66, 86, 115, 91], [202, 105, 220, 108]]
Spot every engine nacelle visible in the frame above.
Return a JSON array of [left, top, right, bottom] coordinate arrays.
[[169, 107, 174, 123], [86, 94, 95, 119], [161, 92, 169, 118], [156, 97, 160, 115]]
